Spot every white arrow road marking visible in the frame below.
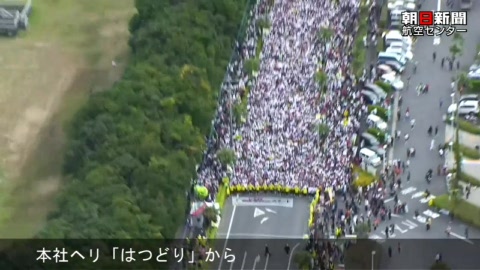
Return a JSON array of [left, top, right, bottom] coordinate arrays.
[[420, 195, 435, 204], [265, 208, 277, 214], [369, 234, 382, 239], [264, 254, 270, 270], [260, 217, 269, 224], [402, 219, 418, 229], [411, 191, 424, 199], [433, 36, 441, 45], [391, 213, 402, 218], [423, 210, 440, 219], [395, 225, 408, 234], [450, 232, 474, 244], [254, 207, 265, 218], [401, 187, 417, 195]]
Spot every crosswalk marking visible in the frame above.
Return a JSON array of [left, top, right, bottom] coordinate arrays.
[[401, 187, 417, 195], [381, 231, 397, 238], [411, 191, 424, 199], [423, 210, 440, 219], [420, 195, 435, 204], [414, 216, 427, 223], [402, 219, 418, 229]]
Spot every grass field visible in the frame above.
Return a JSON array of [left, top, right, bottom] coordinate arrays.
[[0, 0, 135, 237]]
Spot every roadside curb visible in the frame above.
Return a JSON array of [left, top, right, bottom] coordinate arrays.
[[387, 91, 400, 164]]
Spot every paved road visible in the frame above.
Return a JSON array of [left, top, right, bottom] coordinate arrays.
[[368, 1, 480, 268], [214, 195, 310, 270]]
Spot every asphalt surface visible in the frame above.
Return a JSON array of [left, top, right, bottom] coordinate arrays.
[[214, 195, 311, 270], [367, 1, 480, 269]]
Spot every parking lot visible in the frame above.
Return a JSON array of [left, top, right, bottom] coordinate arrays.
[[213, 194, 311, 270]]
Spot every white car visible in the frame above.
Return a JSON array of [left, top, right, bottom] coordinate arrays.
[[367, 114, 388, 131], [448, 101, 480, 115], [448, 100, 480, 115], [381, 73, 404, 91], [387, 42, 414, 60], [388, 0, 416, 10], [386, 47, 414, 61]]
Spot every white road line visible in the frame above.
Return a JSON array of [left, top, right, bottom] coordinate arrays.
[[287, 243, 300, 270], [264, 254, 270, 270], [420, 195, 435, 204], [218, 195, 238, 270], [216, 232, 306, 239], [401, 187, 417, 195], [240, 251, 247, 270], [395, 225, 408, 233], [381, 231, 397, 238], [411, 191, 424, 199], [402, 219, 418, 229], [384, 197, 394, 203], [437, 0, 441, 11], [423, 210, 440, 219], [450, 232, 474, 244], [414, 215, 427, 223]]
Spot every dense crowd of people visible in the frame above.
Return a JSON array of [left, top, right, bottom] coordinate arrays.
[[196, 0, 369, 197]]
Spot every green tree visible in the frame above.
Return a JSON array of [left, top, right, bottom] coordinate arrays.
[[203, 207, 218, 225], [317, 123, 330, 140], [217, 148, 237, 166], [245, 58, 260, 75], [294, 250, 312, 270], [34, 0, 251, 256], [450, 32, 465, 59], [315, 70, 328, 92]]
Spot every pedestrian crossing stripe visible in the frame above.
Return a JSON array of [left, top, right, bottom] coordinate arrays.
[[414, 215, 427, 223], [420, 195, 435, 204], [381, 231, 396, 238], [423, 209, 440, 219], [401, 187, 417, 195]]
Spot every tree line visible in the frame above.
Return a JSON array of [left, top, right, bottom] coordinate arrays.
[[40, 0, 247, 241]]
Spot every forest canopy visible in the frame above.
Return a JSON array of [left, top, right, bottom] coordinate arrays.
[[39, 0, 248, 239]]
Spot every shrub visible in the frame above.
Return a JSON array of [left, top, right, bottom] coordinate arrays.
[[460, 172, 480, 186], [432, 195, 480, 228], [446, 118, 480, 135], [460, 144, 480, 159], [367, 105, 388, 121], [469, 80, 480, 93], [367, 128, 386, 143], [375, 81, 394, 93], [353, 165, 377, 187]]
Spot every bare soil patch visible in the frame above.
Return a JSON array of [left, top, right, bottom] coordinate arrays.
[[0, 0, 134, 237]]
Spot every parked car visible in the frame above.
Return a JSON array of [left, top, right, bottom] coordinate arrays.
[[447, 100, 480, 115], [360, 132, 381, 148], [359, 148, 382, 167], [367, 114, 388, 131], [364, 83, 388, 100], [459, 94, 479, 103], [367, 145, 387, 158], [361, 90, 379, 105], [377, 60, 404, 73], [381, 73, 404, 91]]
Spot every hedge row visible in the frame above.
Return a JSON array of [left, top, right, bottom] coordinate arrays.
[[433, 194, 480, 228], [368, 105, 388, 122], [446, 118, 480, 135]]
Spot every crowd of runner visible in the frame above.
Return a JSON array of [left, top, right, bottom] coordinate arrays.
[[197, 0, 367, 196]]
